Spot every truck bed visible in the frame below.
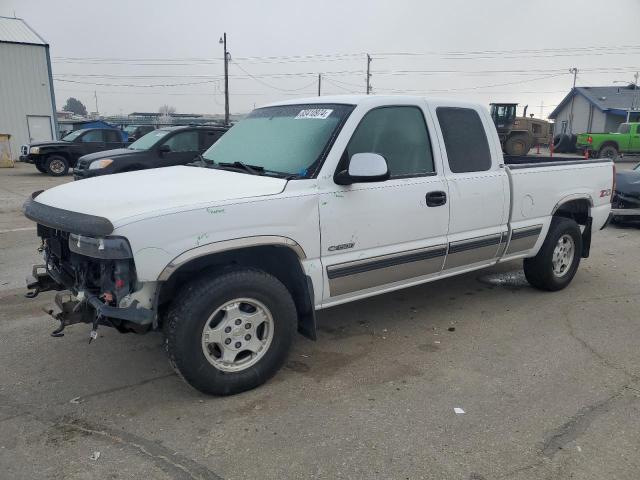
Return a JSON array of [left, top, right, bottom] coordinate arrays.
[[504, 155, 608, 167], [504, 156, 614, 235]]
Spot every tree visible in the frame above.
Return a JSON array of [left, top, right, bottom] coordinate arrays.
[[158, 105, 176, 116], [63, 97, 87, 116]]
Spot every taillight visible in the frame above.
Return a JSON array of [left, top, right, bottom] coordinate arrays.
[[587, 136, 593, 144], [612, 163, 616, 203]]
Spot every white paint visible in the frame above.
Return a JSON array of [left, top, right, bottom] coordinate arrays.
[[454, 407, 465, 415]]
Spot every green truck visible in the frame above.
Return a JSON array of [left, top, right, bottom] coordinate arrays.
[[577, 122, 640, 158]]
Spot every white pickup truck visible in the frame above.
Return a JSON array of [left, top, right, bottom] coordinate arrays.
[[24, 95, 614, 395]]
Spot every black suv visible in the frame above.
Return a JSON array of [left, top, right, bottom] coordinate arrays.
[[74, 125, 228, 180], [21, 128, 127, 176]]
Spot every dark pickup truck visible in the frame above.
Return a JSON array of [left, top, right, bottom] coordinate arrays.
[[21, 128, 127, 176], [74, 125, 228, 180]]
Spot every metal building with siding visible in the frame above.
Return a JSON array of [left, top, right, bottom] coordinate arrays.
[[0, 16, 57, 160]]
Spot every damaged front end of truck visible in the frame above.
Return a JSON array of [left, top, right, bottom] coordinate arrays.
[[23, 192, 155, 340]]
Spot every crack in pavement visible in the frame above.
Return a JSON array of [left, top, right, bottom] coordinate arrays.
[[56, 417, 223, 480], [536, 308, 640, 460], [69, 372, 177, 404], [564, 314, 639, 380], [540, 385, 627, 458], [0, 384, 224, 479]]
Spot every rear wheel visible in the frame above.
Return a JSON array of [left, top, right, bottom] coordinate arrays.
[[165, 268, 297, 395], [524, 217, 582, 291], [505, 134, 531, 156], [44, 155, 69, 176], [598, 145, 618, 160]]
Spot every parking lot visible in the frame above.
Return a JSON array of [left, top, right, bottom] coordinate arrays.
[[0, 161, 638, 479]]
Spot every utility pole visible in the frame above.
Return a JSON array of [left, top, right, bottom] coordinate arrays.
[[538, 99, 544, 118], [631, 71, 639, 122], [318, 73, 322, 96], [94, 90, 99, 117], [219, 33, 230, 125], [567, 67, 578, 135], [366, 54, 372, 94]]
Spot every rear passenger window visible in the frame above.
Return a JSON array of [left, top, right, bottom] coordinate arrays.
[[200, 130, 224, 150], [105, 130, 121, 143], [81, 130, 103, 143], [436, 107, 492, 173], [346, 106, 434, 178]]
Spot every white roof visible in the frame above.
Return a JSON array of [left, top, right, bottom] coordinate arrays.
[[0, 16, 47, 45], [264, 94, 484, 110]]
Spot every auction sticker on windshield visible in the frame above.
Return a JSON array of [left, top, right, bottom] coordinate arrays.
[[295, 109, 333, 119]]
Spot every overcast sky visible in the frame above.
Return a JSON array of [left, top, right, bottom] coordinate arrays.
[[3, 0, 640, 117]]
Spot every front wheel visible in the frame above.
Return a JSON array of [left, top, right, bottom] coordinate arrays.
[[524, 217, 583, 291], [165, 268, 297, 395], [505, 134, 530, 156], [44, 155, 69, 176]]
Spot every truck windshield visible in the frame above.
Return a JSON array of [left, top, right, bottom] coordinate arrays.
[[61, 130, 86, 142], [128, 129, 170, 150], [201, 104, 353, 177]]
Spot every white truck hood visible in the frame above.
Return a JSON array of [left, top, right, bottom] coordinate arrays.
[[34, 166, 287, 226]]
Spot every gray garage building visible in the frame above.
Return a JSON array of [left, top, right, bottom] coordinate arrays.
[[549, 84, 640, 136], [0, 16, 57, 160]]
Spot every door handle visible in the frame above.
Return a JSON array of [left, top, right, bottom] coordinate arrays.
[[426, 191, 447, 207]]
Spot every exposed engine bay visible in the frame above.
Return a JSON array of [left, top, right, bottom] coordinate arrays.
[[27, 224, 154, 339]]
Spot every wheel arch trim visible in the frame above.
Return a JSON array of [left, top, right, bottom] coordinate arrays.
[[157, 235, 307, 282], [551, 194, 593, 215]]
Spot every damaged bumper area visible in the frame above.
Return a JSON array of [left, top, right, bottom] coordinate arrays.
[[23, 196, 156, 336]]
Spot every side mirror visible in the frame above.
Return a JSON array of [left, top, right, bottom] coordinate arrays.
[[158, 144, 171, 154], [335, 152, 390, 185]]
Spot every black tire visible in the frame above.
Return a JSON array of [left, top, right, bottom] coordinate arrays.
[[35, 163, 47, 173], [598, 145, 618, 160], [553, 134, 571, 153], [566, 134, 578, 153], [505, 134, 531, 156], [44, 155, 69, 176], [165, 268, 297, 395], [524, 217, 583, 291]]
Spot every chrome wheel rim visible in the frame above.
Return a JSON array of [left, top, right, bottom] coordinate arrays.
[[201, 298, 274, 373], [49, 159, 65, 174], [552, 234, 575, 278]]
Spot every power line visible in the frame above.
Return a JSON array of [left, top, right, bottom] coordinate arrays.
[[54, 78, 219, 88], [231, 61, 319, 92]]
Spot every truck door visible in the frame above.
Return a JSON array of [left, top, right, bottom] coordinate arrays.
[[157, 129, 200, 167], [432, 104, 509, 270], [104, 129, 124, 150], [79, 129, 107, 155], [631, 124, 640, 152], [319, 104, 449, 301]]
